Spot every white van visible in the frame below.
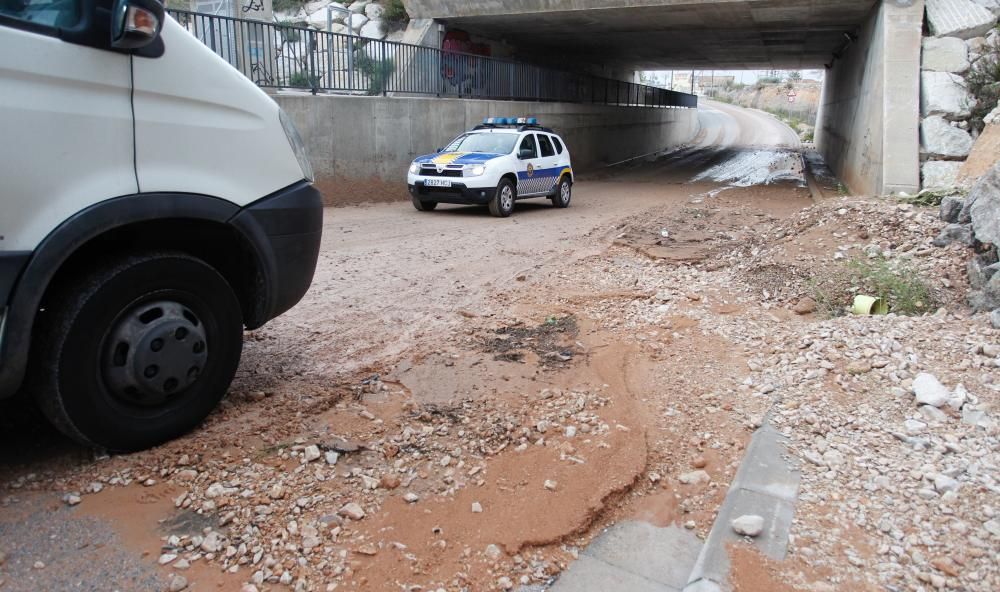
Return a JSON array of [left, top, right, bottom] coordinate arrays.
[[0, 0, 322, 451]]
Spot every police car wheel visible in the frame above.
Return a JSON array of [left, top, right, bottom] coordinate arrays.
[[489, 179, 516, 218], [552, 177, 572, 208], [412, 197, 438, 211]]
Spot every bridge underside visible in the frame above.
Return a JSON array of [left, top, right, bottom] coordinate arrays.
[[405, 0, 879, 70]]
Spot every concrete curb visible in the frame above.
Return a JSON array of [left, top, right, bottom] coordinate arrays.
[[683, 421, 801, 592]]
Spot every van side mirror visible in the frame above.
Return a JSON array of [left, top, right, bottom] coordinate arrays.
[[519, 148, 534, 160], [112, 0, 164, 49]]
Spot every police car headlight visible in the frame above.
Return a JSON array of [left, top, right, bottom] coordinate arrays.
[[279, 108, 314, 182], [466, 165, 486, 177], [409, 162, 420, 175]]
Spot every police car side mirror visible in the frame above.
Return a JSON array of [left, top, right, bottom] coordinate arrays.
[[436, 147, 443, 153], [111, 0, 164, 49], [519, 148, 533, 160]]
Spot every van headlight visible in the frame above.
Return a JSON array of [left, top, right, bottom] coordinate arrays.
[[279, 108, 314, 182], [465, 165, 486, 177], [409, 162, 420, 174]]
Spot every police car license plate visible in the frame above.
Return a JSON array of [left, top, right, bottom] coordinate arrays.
[[425, 179, 452, 188]]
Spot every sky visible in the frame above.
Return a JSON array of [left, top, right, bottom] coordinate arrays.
[[642, 69, 826, 85]]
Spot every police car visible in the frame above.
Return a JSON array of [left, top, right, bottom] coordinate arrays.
[[407, 118, 573, 218]]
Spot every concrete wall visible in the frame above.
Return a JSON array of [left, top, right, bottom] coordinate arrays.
[[815, 0, 923, 196], [276, 94, 698, 204]]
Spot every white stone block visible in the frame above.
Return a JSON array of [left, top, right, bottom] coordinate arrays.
[[921, 71, 976, 120], [922, 36, 971, 72], [926, 0, 998, 40]]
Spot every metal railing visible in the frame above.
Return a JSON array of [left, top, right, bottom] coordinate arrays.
[[166, 9, 698, 109]]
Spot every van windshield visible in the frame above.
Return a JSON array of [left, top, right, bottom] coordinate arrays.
[[444, 133, 519, 154]]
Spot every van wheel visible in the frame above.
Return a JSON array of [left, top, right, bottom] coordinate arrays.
[[28, 252, 243, 452], [412, 197, 438, 211], [551, 177, 572, 208], [489, 178, 516, 218]]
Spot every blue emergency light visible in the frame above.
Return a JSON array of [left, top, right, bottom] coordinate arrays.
[[480, 117, 540, 126]]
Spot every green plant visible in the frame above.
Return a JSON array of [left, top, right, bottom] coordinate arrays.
[[896, 188, 967, 207], [288, 70, 319, 89], [808, 257, 935, 317], [967, 33, 1000, 133], [277, 21, 303, 44], [384, 0, 410, 32], [273, 0, 308, 13], [355, 50, 395, 95]]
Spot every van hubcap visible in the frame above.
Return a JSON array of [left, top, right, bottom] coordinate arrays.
[[560, 182, 571, 204], [500, 186, 514, 211], [103, 300, 209, 407]]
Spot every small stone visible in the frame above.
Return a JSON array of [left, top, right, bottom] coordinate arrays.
[[240, 586, 259, 592], [173, 559, 190, 570], [934, 474, 961, 493], [200, 531, 223, 553], [338, 502, 366, 521], [0, 551, 6, 565], [543, 480, 558, 491], [379, 474, 401, 490], [439, 455, 452, 467], [64, 494, 81, 506], [691, 456, 708, 469], [324, 451, 340, 466], [471, 502, 483, 513], [302, 445, 321, 462], [792, 297, 817, 315], [564, 426, 577, 438], [497, 576, 513, 590], [32, 561, 44, 570], [648, 472, 662, 484], [904, 419, 928, 434], [536, 420, 549, 433], [268, 484, 285, 500], [158, 553, 177, 565], [984, 519, 1000, 536], [931, 557, 961, 577], [732, 515, 765, 537], [403, 492, 420, 503], [485, 544, 503, 560], [678, 470, 710, 485], [169, 575, 189, 592], [356, 543, 378, 556]]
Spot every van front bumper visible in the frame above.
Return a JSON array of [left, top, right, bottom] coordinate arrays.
[[230, 180, 324, 328]]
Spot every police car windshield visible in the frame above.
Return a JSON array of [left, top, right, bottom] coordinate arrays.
[[445, 133, 519, 155]]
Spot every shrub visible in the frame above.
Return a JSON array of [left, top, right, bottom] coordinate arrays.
[[355, 50, 395, 95], [383, 0, 410, 32], [288, 70, 320, 89], [277, 21, 303, 44], [809, 256, 935, 317], [273, 0, 308, 13]]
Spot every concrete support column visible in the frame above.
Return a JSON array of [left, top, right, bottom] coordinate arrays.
[[816, 0, 924, 196]]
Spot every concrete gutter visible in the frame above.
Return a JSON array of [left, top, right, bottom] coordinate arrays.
[[683, 421, 801, 592]]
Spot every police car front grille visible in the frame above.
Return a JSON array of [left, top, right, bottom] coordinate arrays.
[[421, 166, 464, 178]]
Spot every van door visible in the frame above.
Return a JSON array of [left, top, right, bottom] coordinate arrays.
[[536, 133, 560, 194], [0, 0, 136, 253]]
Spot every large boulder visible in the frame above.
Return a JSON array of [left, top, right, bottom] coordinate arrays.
[[969, 162, 1000, 245], [921, 71, 976, 120], [349, 1, 368, 13], [364, 3, 384, 19], [360, 19, 386, 39], [940, 194, 967, 222], [926, 0, 999, 39], [922, 36, 971, 73], [346, 13, 368, 30], [923, 160, 964, 189], [922, 115, 975, 158], [970, 0, 1000, 16]]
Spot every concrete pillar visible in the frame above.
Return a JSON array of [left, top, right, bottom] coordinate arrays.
[[816, 0, 923, 196]]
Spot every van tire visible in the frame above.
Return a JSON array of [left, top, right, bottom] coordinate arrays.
[[412, 197, 438, 211], [489, 178, 516, 218], [28, 252, 243, 452]]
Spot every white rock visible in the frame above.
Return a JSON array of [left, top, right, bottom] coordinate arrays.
[[922, 36, 971, 72], [360, 20, 386, 39], [485, 544, 503, 560], [948, 384, 970, 410], [364, 3, 384, 19], [904, 418, 928, 434], [731, 514, 765, 537], [64, 494, 81, 506], [338, 502, 366, 520], [346, 13, 368, 30], [913, 373, 951, 407], [971, 0, 1000, 16], [324, 451, 340, 465], [158, 553, 178, 565], [926, 0, 999, 39], [934, 474, 961, 493], [169, 575, 189, 592], [497, 576, 514, 590], [471, 501, 483, 513], [564, 426, 577, 438], [403, 492, 420, 503], [200, 531, 223, 553], [349, 1, 367, 13], [921, 115, 974, 158], [921, 71, 975, 120], [303, 445, 321, 462], [922, 161, 964, 191], [970, 163, 1000, 245], [678, 470, 711, 485], [543, 480, 558, 491]]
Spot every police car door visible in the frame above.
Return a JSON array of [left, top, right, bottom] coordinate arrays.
[[516, 134, 544, 195], [536, 133, 560, 194]]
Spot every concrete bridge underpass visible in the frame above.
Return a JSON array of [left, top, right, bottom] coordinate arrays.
[[403, 0, 925, 196]]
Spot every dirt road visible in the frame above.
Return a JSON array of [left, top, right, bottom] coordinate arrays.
[[8, 102, 992, 592]]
